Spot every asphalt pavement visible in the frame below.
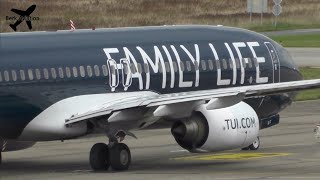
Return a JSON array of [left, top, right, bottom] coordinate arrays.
[[1, 100, 320, 180]]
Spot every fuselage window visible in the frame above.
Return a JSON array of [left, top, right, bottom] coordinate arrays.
[[20, 70, 26, 81], [129, 64, 136, 74], [28, 69, 34, 80], [242, 58, 247, 69], [215, 60, 220, 70], [110, 66, 116, 75], [186, 61, 192, 71], [72, 67, 78, 78], [194, 61, 199, 71], [43, 68, 49, 79], [173, 62, 178, 72], [102, 65, 108, 76], [144, 63, 149, 73], [51, 68, 57, 79], [123, 63, 129, 75], [222, 59, 228, 69], [253, 57, 258, 67], [158, 62, 163, 73], [11, 70, 17, 81], [58, 67, 64, 78], [79, 66, 86, 77], [4, 71, 10, 82], [229, 59, 233, 69], [65, 67, 71, 78], [201, 60, 207, 71], [165, 62, 170, 73], [87, 66, 93, 77], [137, 63, 142, 73], [247, 58, 253, 68], [35, 69, 41, 80], [208, 60, 213, 70], [235, 58, 240, 69], [249, 76, 253, 84], [180, 61, 185, 71], [93, 65, 100, 76]]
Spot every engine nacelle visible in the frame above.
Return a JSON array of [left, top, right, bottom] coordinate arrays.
[[171, 101, 259, 152]]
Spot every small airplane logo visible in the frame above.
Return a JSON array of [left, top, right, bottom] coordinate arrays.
[[9, 5, 36, 31]]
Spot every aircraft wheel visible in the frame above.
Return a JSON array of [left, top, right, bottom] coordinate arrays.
[[0, 152, 2, 165], [90, 143, 110, 171], [109, 143, 131, 171], [248, 137, 260, 150]]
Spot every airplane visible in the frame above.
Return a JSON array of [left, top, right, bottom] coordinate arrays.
[[0, 25, 319, 171], [9, 4, 36, 31]]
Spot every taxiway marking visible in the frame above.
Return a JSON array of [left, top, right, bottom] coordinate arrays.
[[172, 152, 291, 161]]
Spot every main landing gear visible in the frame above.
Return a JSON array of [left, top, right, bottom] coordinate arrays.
[[242, 136, 260, 151], [90, 141, 131, 171]]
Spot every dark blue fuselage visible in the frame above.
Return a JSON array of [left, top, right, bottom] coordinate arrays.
[[0, 25, 302, 139]]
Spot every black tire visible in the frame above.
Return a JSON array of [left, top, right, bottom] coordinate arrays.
[[248, 137, 260, 150], [90, 143, 110, 171], [0, 152, 2, 165], [241, 147, 250, 151], [109, 143, 131, 171]]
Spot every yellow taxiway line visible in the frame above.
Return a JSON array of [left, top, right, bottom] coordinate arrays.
[[172, 152, 291, 161]]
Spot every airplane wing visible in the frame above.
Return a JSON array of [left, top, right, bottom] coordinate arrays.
[[11, 9, 25, 16], [65, 79, 320, 126]]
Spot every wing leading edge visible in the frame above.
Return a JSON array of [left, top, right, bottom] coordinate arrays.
[[65, 79, 320, 125]]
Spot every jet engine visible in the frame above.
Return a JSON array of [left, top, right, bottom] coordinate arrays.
[[171, 101, 259, 152]]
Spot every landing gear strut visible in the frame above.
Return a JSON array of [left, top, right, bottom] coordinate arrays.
[[89, 142, 131, 171], [242, 137, 260, 151]]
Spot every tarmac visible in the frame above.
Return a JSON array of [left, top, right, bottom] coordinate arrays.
[[262, 28, 320, 36], [287, 48, 320, 67], [0, 100, 320, 180]]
